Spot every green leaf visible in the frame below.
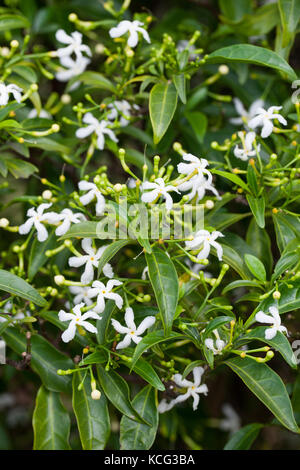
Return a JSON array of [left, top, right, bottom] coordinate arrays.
[[0, 269, 46, 306], [149, 81, 178, 144], [219, 0, 252, 21], [211, 169, 249, 192], [71, 71, 116, 93], [72, 371, 110, 450], [3, 329, 73, 393], [272, 249, 299, 282], [125, 357, 165, 391], [120, 385, 158, 450], [246, 219, 273, 278], [222, 280, 263, 294], [97, 300, 117, 345], [272, 214, 297, 253], [246, 195, 265, 228], [278, 0, 300, 47], [98, 240, 131, 277], [3, 157, 38, 179], [33, 386, 70, 450], [28, 231, 56, 280], [59, 221, 99, 239], [131, 330, 185, 370], [0, 14, 30, 31], [244, 254, 266, 282], [184, 111, 207, 143], [207, 44, 297, 82], [224, 423, 263, 450], [145, 248, 179, 335], [97, 366, 149, 424], [225, 356, 299, 432], [203, 316, 234, 337], [173, 74, 186, 104], [79, 350, 108, 365]]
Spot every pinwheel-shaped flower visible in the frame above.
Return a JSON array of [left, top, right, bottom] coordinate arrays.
[[230, 98, 264, 127], [107, 100, 139, 127], [76, 113, 118, 150], [111, 307, 156, 349], [68, 238, 114, 284], [88, 279, 123, 313], [141, 178, 180, 210], [68, 286, 94, 306], [58, 302, 101, 343], [56, 56, 90, 84], [177, 153, 212, 179], [19, 203, 59, 242], [255, 306, 288, 340], [55, 208, 86, 236], [185, 229, 224, 261], [158, 367, 208, 413], [178, 173, 220, 202], [78, 180, 106, 216], [54, 29, 91, 59], [248, 106, 287, 138], [0, 82, 23, 106], [234, 131, 260, 161], [109, 20, 150, 48]]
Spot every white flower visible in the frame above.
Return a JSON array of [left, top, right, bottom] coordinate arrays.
[[177, 153, 212, 179], [141, 177, 180, 211], [78, 180, 106, 216], [233, 131, 260, 161], [111, 307, 156, 349], [255, 306, 287, 340], [230, 98, 264, 127], [178, 173, 220, 202], [205, 329, 226, 355], [88, 279, 123, 313], [58, 302, 101, 343], [54, 29, 91, 59], [0, 82, 23, 106], [76, 113, 118, 150], [54, 208, 86, 236], [219, 404, 241, 434], [55, 56, 90, 84], [185, 229, 224, 261], [248, 106, 287, 138], [68, 286, 94, 306], [19, 203, 59, 242], [109, 20, 150, 48], [158, 367, 208, 413], [68, 238, 114, 284], [28, 108, 52, 119], [107, 100, 139, 127]]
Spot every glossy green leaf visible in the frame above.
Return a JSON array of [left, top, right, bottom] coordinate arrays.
[[0, 269, 46, 306], [72, 371, 110, 450], [33, 386, 71, 450], [173, 74, 186, 104], [72, 71, 116, 92], [224, 423, 263, 450], [244, 254, 266, 282], [149, 81, 178, 144], [278, 0, 300, 47], [211, 169, 249, 192], [120, 385, 158, 450], [0, 14, 30, 31], [145, 248, 179, 335], [184, 111, 207, 143], [222, 279, 263, 294], [3, 328, 73, 393], [97, 240, 131, 277], [246, 195, 265, 228], [131, 330, 185, 370], [97, 366, 148, 424], [225, 357, 299, 432], [126, 357, 165, 391], [28, 231, 56, 280], [207, 44, 297, 81], [246, 218, 273, 278]]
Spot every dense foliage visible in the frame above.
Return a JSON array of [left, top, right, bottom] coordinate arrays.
[[0, 0, 300, 450]]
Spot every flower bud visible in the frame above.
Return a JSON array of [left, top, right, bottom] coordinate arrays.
[[42, 190, 52, 200], [273, 291, 281, 300], [61, 94, 71, 104], [54, 275, 65, 286], [0, 218, 9, 228], [205, 200, 214, 209], [218, 64, 229, 75], [51, 124, 60, 133], [91, 389, 101, 400]]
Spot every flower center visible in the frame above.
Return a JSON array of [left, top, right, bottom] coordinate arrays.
[[102, 290, 106, 294], [90, 256, 94, 261], [130, 331, 135, 335]]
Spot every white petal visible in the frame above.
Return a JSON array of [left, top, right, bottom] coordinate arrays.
[[116, 334, 132, 350], [111, 319, 130, 334], [61, 321, 76, 343], [135, 316, 156, 335], [265, 327, 277, 340], [255, 311, 274, 324], [58, 310, 75, 322], [19, 218, 34, 235], [80, 320, 98, 334], [124, 307, 136, 330], [192, 366, 204, 387], [81, 260, 94, 284], [68, 255, 88, 268]]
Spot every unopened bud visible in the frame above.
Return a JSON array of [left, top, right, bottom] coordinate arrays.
[[54, 275, 65, 286], [0, 218, 9, 228], [42, 190, 52, 200], [91, 389, 101, 400], [218, 64, 229, 75], [273, 291, 281, 300]]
